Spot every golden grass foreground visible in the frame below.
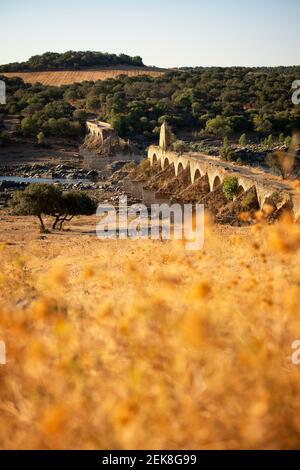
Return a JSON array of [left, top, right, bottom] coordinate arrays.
[[0, 213, 300, 449]]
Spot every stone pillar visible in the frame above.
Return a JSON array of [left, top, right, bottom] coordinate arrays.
[[159, 122, 172, 152]]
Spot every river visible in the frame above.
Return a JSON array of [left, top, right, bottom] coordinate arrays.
[[0, 176, 92, 185]]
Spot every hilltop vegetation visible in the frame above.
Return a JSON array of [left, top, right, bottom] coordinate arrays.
[[0, 51, 144, 72], [1, 66, 300, 146]]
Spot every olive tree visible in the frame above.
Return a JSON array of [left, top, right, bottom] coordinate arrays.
[[223, 177, 239, 201], [12, 184, 62, 232], [52, 191, 97, 230], [12, 184, 97, 232]]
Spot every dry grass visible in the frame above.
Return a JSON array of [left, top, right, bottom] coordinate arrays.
[[0, 213, 300, 449], [2, 67, 166, 86]]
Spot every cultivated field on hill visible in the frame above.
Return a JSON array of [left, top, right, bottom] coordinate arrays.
[[0, 212, 300, 449], [1, 67, 166, 86]]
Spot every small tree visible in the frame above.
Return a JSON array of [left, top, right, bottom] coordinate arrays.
[[37, 131, 45, 145], [205, 115, 232, 137], [12, 184, 62, 232], [285, 136, 292, 148], [253, 114, 272, 134], [238, 133, 247, 146], [266, 134, 274, 148], [220, 136, 234, 161], [73, 109, 88, 124], [52, 191, 97, 230], [123, 161, 136, 172], [21, 117, 38, 137], [172, 140, 186, 153], [12, 185, 96, 232], [223, 177, 239, 201]]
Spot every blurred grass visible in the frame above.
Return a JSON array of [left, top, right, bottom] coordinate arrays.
[[0, 216, 300, 449]]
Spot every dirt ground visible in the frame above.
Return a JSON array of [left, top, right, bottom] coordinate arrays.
[[0, 140, 81, 167], [0, 211, 245, 247]]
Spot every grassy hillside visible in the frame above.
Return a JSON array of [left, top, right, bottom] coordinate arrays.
[[1, 66, 299, 151]]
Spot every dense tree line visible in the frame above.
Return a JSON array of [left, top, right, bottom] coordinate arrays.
[[63, 66, 300, 143], [1, 66, 300, 143], [0, 76, 84, 138], [0, 51, 144, 72]]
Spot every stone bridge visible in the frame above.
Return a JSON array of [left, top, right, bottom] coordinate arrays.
[[147, 125, 300, 219]]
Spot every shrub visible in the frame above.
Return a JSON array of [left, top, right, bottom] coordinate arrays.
[[223, 176, 239, 201], [285, 136, 292, 148], [205, 115, 233, 137], [220, 136, 235, 161], [267, 134, 274, 147], [139, 159, 152, 177], [123, 161, 136, 172], [21, 117, 38, 137], [238, 133, 247, 146], [37, 131, 45, 145], [241, 189, 257, 209], [172, 140, 186, 153]]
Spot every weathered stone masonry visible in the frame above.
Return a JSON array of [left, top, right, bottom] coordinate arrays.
[[148, 124, 300, 219]]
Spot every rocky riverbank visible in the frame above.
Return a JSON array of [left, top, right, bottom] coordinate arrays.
[[0, 163, 98, 180], [0, 161, 143, 208]]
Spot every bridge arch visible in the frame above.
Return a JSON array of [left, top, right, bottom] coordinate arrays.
[[212, 175, 222, 191], [149, 150, 163, 168], [174, 161, 192, 185], [162, 157, 171, 170], [177, 162, 184, 174], [175, 158, 189, 177], [258, 192, 275, 210], [237, 185, 245, 196], [193, 168, 201, 182], [238, 178, 254, 193]]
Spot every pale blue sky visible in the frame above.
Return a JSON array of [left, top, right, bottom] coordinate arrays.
[[0, 0, 299, 67]]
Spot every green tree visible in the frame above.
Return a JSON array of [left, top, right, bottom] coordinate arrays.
[[223, 177, 239, 201], [205, 115, 232, 137], [21, 117, 38, 137], [51, 191, 97, 230], [238, 133, 247, 146], [253, 115, 272, 134], [285, 136, 292, 148], [220, 136, 234, 161], [86, 96, 100, 111], [73, 109, 88, 123], [110, 114, 129, 137], [172, 140, 186, 153], [37, 131, 45, 145], [12, 184, 96, 232], [264, 134, 274, 148], [12, 184, 62, 232]]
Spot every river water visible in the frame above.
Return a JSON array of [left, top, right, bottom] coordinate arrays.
[[0, 176, 91, 185]]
